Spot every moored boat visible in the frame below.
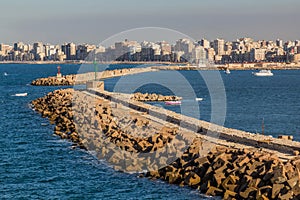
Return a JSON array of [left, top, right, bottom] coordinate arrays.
[[165, 101, 181, 105], [253, 70, 273, 76], [225, 68, 230, 74], [14, 93, 28, 97]]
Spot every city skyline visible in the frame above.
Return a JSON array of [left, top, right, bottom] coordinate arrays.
[[1, 0, 300, 44], [1, 37, 300, 64]]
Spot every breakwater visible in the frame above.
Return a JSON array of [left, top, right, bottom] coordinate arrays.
[[31, 67, 158, 86], [131, 92, 181, 101], [89, 89, 300, 156], [31, 88, 300, 199]]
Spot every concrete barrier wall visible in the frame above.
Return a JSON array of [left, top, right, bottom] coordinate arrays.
[[87, 89, 300, 155]]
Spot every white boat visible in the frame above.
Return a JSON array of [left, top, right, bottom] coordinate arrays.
[[14, 93, 28, 97], [195, 98, 203, 101], [165, 101, 181, 105], [225, 69, 230, 74], [3, 72, 8, 76], [253, 70, 273, 76]]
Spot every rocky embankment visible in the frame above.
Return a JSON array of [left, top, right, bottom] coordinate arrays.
[[131, 92, 181, 101], [31, 75, 76, 86], [31, 89, 300, 199]]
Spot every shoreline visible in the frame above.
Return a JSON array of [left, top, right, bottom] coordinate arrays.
[[1, 60, 300, 70], [0, 60, 182, 65]]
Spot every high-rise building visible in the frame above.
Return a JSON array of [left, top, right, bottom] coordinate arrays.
[[66, 43, 76, 60], [33, 42, 44, 60], [76, 44, 97, 60], [207, 48, 215, 62], [14, 42, 25, 52], [200, 38, 210, 49], [0, 44, 11, 56], [174, 39, 194, 54], [213, 39, 225, 55], [192, 45, 206, 64]]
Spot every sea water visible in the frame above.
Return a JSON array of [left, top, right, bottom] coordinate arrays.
[[1, 63, 299, 199]]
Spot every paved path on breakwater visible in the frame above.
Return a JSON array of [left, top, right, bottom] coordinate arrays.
[[86, 88, 300, 159]]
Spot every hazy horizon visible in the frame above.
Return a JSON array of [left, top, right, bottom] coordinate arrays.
[[1, 0, 300, 44]]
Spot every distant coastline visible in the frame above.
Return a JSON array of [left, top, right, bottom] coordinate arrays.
[[1, 60, 300, 70], [0, 60, 180, 65]]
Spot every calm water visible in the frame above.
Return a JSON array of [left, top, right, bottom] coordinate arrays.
[[105, 69, 300, 140], [0, 64, 204, 199], [0, 63, 299, 199]]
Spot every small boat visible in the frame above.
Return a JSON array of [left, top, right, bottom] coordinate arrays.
[[224, 68, 230, 74], [165, 101, 181, 105], [14, 93, 28, 97], [253, 70, 273, 76], [3, 72, 8, 76], [195, 98, 203, 101]]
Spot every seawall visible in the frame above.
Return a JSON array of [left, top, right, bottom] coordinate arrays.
[[31, 67, 158, 86], [31, 88, 300, 199], [87, 88, 300, 157]]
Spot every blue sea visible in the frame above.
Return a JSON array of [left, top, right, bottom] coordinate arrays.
[[0, 63, 299, 199]]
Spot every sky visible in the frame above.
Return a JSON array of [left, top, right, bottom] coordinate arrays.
[[1, 0, 300, 45]]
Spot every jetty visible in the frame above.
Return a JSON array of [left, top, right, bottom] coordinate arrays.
[[31, 67, 159, 86], [31, 79, 300, 199]]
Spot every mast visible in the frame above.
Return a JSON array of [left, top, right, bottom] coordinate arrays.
[[93, 50, 97, 81], [262, 118, 265, 135]]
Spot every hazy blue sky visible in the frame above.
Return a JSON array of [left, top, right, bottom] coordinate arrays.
[[1, 0, 300, 44]]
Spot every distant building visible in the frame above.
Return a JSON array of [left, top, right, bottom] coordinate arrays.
[[199, 38, 210, 49], [66, 43, 76, 60], [114, 39, 141, 61], [250, 48, 266, 61], [207, 48, 215, 62], [0, 44, 11, 56], [14, 42, 24, 52], [293, 53, 300, 63], [76, 44, 97, 60], [192, 45, 206, 64], [157, 41, 171, 61], [276, 39, 283, 48], [174, 38, 194, 61], [33, 42, 44, 60], [213, 39, 225, 56]]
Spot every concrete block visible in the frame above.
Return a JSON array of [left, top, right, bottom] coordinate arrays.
[[249, 178, 261, 188], [213, 172, 226, 187], [239, 187, 257, 199], [292, 182, 300, 196], [184, 172, 201, 186], [271, 183, 284, 199], [222, 175, 239, 189], [287, 176, 298, 188], [86, 81, 104, 91], [278, 135, 293, 140], [205, 186, 223, 196], [278, 191, 293, 200], [223, 189, 237, 199]]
